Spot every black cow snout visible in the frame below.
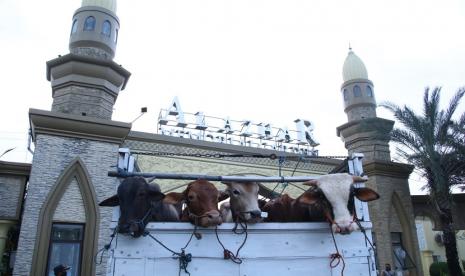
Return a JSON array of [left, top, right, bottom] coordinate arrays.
[[250, 210, 262, 218], [118, 223, 130, 233]]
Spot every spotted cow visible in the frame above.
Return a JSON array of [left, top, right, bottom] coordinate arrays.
[[263, 173, 379, 234]]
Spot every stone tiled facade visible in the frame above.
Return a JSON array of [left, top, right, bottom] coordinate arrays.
[[13, 134, 119, 276], [53, 178, 86, 223], [51, 86, 116, 119], [0, 176, 25, 220]]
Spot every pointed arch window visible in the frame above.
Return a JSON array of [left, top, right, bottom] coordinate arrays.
[[366, 86, 373, 97], [71, 19, 78, 35], [114, 28, 119, 43], [343, 89, 349, 101], [353, 85, 362, 97], [83, 16, 96, 31], [31, 158, 98, 276], [102, 20, 111, 37]]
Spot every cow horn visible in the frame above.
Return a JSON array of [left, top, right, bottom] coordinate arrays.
[[302, 179, 318, 186], [146, 176, 157, 183], [352, 175, 368, 183]]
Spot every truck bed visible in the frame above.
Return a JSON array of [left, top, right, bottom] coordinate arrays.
[[106, 222, 376, 276]]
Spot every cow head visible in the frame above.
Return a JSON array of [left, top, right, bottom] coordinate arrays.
[[222, 181, 262, 223], [164, 180, 226, 227], [300, 173, 379, 235], [99, 177, 165, 238]]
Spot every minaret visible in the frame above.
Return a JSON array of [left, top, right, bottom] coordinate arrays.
[[14, 1, 132, 275], [341, 47, 376, 121], [336, 49, 423, 276], [336, 48, 393, 161], [46, 0, 130, 119]]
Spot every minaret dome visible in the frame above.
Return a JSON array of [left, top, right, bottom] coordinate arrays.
[[342, 49, 368, 82], [82, 0, 117, 13], [340, 48, 377, 121]]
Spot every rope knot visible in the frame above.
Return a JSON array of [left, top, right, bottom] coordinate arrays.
[[178, 250, 192, 275], [330, 252, 343, 268]]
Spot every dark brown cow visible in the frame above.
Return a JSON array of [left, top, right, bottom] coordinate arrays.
[[164, 179, 227, 227], [99, 177, 179, 238], [262, 173, 379, 234]]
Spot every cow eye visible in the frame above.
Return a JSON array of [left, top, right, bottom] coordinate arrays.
[[188, 195, 195, 201], [232, 190, 240, 196]]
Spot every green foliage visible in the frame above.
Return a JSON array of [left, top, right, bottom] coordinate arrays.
[[381, 87, 465, 194], [429, 262, 449, 276], [382, 87, 465, 275]]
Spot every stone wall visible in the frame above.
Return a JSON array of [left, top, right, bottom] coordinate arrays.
[[13, 134, 119, 276], [53, 178, 86, 223], [51, 86, 115, 119], [365, 162, 423, 276], [0, 176, 25, 220]]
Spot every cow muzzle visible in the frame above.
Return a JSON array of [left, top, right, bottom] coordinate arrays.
[[332, 220, 359, 235], [118, 220, 146, 238], [195, 210, 222, 227], [240, 210, 263, 223]]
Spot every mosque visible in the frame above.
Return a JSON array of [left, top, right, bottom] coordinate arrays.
[[1, 0, 449, 275]]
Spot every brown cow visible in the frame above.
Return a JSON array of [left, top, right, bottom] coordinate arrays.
[[219, 181, 262, 223], [164, 179, 227, 227], [263, 173, 379, 234]]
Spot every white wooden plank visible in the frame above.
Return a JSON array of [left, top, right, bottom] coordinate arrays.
[[155, 258, 240, 276], [113, 258, 145, 276], [241, 258, 330, 276], [112, 227, 371, 259], [108, 222, 374, 276]]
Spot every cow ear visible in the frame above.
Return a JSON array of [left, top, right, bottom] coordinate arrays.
[[218, 190, 230, 202], [163, 192, 184, 204], [302, 180, 318, 187], [221, 181, 232, 187], [298, 190, 319, 205], [147, 185, 164, 201], [99, 195, 119, 206], [354, 187, 380, 202]]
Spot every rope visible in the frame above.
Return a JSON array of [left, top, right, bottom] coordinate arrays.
[[130, 150, 278, 159], [94, 228, 118, 265], [129, 150, 348, 160], [354, 219, 376, 251], [215, 220, 248, 264], [329, 223, 346, 276], [144, 223, 199, 276]]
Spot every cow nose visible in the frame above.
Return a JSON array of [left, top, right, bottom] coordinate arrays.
[[333, 222, 357, 235], [202, 210, 222, 226], [118, 223, 130, 233], [338, 227, 351, 235], [206, 210, 220, 219], [250, 210, 262, 218]]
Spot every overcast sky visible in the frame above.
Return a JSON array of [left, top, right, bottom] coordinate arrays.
[[1, 0, 464, 194]]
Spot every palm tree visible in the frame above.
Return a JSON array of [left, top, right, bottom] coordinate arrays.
[[381, 87, 465, 276]]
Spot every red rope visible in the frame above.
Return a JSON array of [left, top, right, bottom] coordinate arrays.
[[329, 222, 346, 276]]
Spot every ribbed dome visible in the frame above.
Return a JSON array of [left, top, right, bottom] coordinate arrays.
[[342, 50, 368, 82], [82, 0, 117, 13]]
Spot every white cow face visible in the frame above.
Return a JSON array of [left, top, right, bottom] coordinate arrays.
[[222, 181, 262, 223], [301, 173, 379, 234]]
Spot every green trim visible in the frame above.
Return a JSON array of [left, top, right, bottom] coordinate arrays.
[[30, 158, 99, 276]]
